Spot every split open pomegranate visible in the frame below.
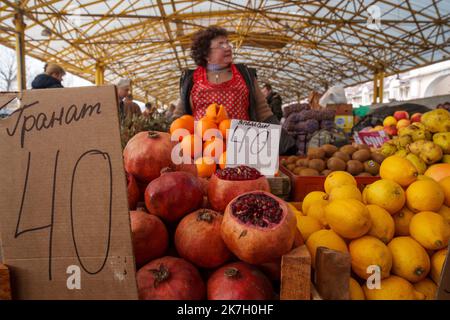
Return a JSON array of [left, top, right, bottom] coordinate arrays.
[[221, 191, 297, 264]]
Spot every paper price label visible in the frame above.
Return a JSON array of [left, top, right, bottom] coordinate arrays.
[[226, 119, 281, 176]]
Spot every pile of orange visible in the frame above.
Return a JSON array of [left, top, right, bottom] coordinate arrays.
[[170, 104, 232, 178]]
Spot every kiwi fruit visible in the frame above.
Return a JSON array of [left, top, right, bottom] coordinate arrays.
[[322, 144, 338, 157], [358, 172, 373, 177], [286, 163, 296, 171], [371, 152, 386, 164], [308, 159, 326, 172], [327, 157, 347, 171], [281, 158, 287, 166], [340, 145, 358, 156], [286, 155, 298, 164], [296, 158, 310, 167], [321, 169, 332, 177], [293, 167, 307, 175], [333, 151, 350, 162], [352, 149, 371, 162], [307, 148, 326, 160], [356, 144, 370, 151], [299, 168, 320, 176], [364, 160, 380, 176], [346, 160, 364, 175]]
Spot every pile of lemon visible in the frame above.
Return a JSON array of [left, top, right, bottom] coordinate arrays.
[[291, 155, 450, 300]]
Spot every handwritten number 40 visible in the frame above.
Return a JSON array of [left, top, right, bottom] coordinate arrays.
[[230, 126, 270, 154], [14, 149, 113, 281]]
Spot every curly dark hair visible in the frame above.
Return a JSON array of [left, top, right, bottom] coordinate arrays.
[[190, 26, 228, 67]]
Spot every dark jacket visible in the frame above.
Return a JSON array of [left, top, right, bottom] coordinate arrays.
[[31, 74, 63, 89], [178, 64, 295, 155], [267, 91, 283, 121]]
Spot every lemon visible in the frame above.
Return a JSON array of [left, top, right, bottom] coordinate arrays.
[[413, 279, 437, 300], [349, 236, 392, 280], [366, 204, 395, 243], [349, 277, 365, 300], [388, 236, 430, 283], [363, 276, 425, 300], [431, 249, 448, 283], [325, 199, 372, 239], [380, 155, 418, 187], [409, 211, 450, 250], [324, 171, 356, 194], [363, 179, 406, 214], [438, 205, 450, 226], [296, 215, 322, 241], [328, 184, 362, 202], [439, 176, 450, 207], [393, 207, 415, 236], [406, 180, 445, 213], [302, 191, 328, 213], [306, 229, 348, 268], [306, 199, 329, 227], [288, 202, 303, 216]]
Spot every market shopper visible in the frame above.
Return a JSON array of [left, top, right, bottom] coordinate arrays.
[[31, 63, 65, 89], [142, 102, 155, 118], [261, 83, 283, 121], [174, 26, 295, 154], [117, 79, 142, 120]]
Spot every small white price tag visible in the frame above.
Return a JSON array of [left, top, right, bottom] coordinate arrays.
[[226, 119, 281, 176]]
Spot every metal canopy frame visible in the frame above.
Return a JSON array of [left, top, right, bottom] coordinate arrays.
[[0, 0, 448, 105]]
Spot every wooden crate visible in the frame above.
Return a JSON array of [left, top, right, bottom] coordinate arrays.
[[0, 264, 12, 300], [280, 164, 380, 202], [267, 170, 291, 200]]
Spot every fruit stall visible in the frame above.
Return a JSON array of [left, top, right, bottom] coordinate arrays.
[[115, 106, 450, 300]]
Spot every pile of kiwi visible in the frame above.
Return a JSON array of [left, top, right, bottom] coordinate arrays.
[[281, 144, 385, 177]]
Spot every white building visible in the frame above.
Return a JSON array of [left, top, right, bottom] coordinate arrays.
[[345, 60, 450, 108]]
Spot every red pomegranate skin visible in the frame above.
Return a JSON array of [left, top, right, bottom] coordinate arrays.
[[175, 209, 232, 268], [137, 256, 206, 300], [221, 191, 297, 264], [207, 262, 273, 300], [130, 211, 168, 267], [207, 167, 270, 212], [123, 131, 175, 184], [259, 258, 282, 282], [145, 171, 204, 223], [126, 172, 140, 210]]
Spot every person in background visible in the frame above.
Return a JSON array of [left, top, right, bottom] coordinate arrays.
[[261, 83, 283, 121], [165, 103, 176, 122], [174, 26, 295, 154], [116, 79, 141, 120], [31, 63, 65, 89], [143, 102, 156, 118]]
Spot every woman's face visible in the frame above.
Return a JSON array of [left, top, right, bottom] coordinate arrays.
[[208, 36, 233, 66]]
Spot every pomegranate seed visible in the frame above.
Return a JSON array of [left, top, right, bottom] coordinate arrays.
[[231, 193, 283, 227], [215, 165, 262, 181]]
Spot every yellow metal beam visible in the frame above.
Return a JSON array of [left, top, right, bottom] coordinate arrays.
[[95, 61, 104, 85], [13, 10, 26, 91]]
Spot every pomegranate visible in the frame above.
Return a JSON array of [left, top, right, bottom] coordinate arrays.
[[208, 166, 270, 212], [175, 209, 232, 268], [137, 256, 205, 300], [123, 131, 175, 184], [221, 191, 297, 264], [207, 262, 273, 300], [145, 171, 203, 223], [126, 172, 140, 210], [259, 258, 282, 282], [130, 211, 168, 267]]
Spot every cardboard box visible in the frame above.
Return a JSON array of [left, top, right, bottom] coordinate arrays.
[[0, 86, 138, 300], [327, 103, 353, 116]]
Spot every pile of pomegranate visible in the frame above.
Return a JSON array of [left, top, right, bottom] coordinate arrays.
[[123, 131, 298, 300]]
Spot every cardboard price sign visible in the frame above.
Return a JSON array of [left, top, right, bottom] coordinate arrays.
[[226, 119, 281, 176], [353, 130, 389, 148], [0, 86, 138, 300]]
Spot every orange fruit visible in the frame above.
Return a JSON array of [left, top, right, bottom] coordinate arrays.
[[203, 138, 225, 161], [170, 117, 194, 141], [195, 156, 216, 178], [196, 117, 219, 141], [424, 163, 450, 182], [180, 134, 202, 159], [219, 151, 227, 169], [205, 103, 228, 124], [180, 114, 195, 122], [219, 119, 232, 141]]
